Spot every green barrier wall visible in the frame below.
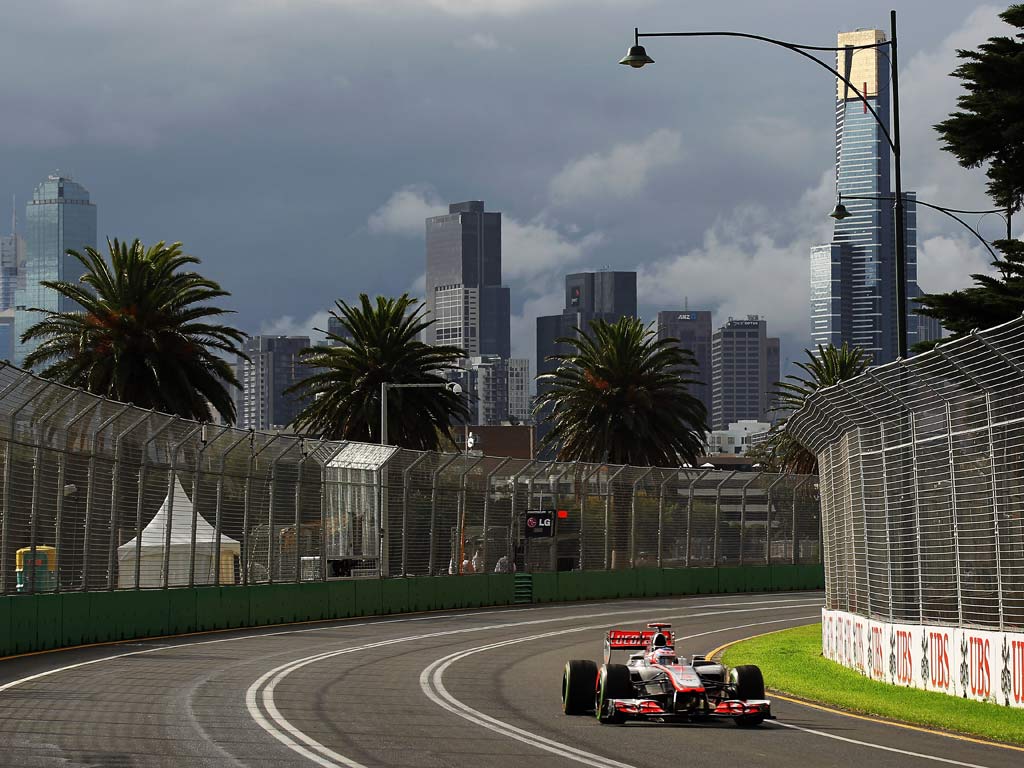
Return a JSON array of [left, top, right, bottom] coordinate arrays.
[[0, 565, 823, 658]]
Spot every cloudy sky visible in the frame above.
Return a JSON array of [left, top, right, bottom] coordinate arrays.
[[0, 1, 1012, 374]]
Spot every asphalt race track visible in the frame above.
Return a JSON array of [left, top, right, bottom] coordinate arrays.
[[0, 591, 1019, 768]]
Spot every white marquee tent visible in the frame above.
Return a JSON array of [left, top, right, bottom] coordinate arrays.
[[117, 475, 240, 588]]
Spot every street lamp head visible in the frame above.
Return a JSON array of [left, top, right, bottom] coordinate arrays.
[[619, 45, 654, 68], [446, 381, 463, 396], [829, 199, 852, 220]]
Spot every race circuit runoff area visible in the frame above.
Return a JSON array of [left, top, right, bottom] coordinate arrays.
[[0, 592, 1019, 768]]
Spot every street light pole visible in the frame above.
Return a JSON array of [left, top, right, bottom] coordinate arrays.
[[622, 9, 910, 358], [889, 10, 907, 359], [832, 194, 1008, 262]]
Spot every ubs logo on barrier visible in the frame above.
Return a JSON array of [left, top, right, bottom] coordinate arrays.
[[927, 631, 951, 691], [524, 511, 554, 538]]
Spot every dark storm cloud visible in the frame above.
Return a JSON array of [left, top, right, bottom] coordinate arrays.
[[0, 0, 1007, 369]]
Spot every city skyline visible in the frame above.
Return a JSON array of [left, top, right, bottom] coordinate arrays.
[[0, 3, 1010, 378]]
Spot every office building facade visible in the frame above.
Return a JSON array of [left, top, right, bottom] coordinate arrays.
[[536, 271, 638, 382], [458, 355, 531, 426], [810, 29, 919, 364], [425, 201, 510, 358], [656, 310, 713, 422], [236, 336, 311, 431], [14, 174, 97, 366], [711, 316, 780, 430]]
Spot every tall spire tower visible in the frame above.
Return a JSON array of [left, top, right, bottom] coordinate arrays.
[[809, 28, 918, 364]]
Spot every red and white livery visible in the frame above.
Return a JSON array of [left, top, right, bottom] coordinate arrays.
[[561, 622, 772, 726]]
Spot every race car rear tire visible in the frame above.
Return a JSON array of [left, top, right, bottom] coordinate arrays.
[[730, 664, 765, 700], [595, 664, 632, 724], [562, 659, 598, 715]]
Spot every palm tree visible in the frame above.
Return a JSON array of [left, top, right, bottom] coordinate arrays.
[[21, 239, 247, 423], [535, 317, 707, 466], [288, 294, 468, 448], [752, 342, 870, 474]]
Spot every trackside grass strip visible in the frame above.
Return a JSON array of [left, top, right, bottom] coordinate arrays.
[[721, 623, 1024, 747]]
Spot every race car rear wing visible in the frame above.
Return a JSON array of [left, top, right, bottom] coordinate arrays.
[[606, 630, 674, 650], [603, 624, 674, 661]]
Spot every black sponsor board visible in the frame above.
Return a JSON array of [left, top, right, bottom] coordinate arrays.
[[524, 510, 554, 538]]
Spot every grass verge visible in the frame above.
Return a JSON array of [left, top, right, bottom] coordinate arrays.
[[721, 623, 1024, 747]]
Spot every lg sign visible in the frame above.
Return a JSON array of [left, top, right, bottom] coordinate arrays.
[[524, 510, 555, 538]]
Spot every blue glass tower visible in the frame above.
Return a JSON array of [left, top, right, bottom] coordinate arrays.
[[14, 174, 97, 367], [810, 29, 917, 364]]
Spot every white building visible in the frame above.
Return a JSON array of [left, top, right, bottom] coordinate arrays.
[[706, 420, 772, 456]]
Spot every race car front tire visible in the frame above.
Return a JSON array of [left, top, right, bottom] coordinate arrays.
[[595, 664, 632, 724], [729, 664, 765, 700], [734, 713, 766, 727], [562, 659, 598, 715]]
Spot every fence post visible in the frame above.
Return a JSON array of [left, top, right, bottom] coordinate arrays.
[[937, 344, 1007, 631], [294, 440, 324, 582], [902, 363, 965, 627], [105, 410, 152, 590], [685, 470, 710, 567], [399, 451, 430, 576], [24, 388, 78, 595], [479, 457, 510, 574], [791, 475, 812, 568], [764, 474, 786, 566], [55, 397, 103, 593], [189, 425, 230, 587], [738, 474, 759, 567], [428, 452, 460, 576], [135, 416, 180, 589], [163, 423, 203, 589], [864, 371, 924, 624], [605, 465, 629, 570], [630, 467, 656, 568], [657, 470, 676, 567], [456, 454, 486, 575], [578, 464, 604, 571], [267, 437, 301, 584], [0, 373, 45, 594], [214, 429, 254, 586], [81, 403, 131, 592], [712, 471, 736, 566], [525, 462, 554, 572]]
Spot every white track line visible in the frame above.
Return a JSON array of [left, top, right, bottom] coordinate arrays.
[[250, 602, 822, 767], [421, 614, 820, 768], [422, 619, 1001, 768], [773, 722, 993, 768]]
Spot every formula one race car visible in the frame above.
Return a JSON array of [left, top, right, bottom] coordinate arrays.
[[561, 623, 771, 726]]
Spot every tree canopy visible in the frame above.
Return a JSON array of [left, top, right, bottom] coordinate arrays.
[[288, 294, 468, 448], [534, 316, 707, 467], [21, 239, 247, 423], [934, 4, 1024, 214], [750, 343, 870, 474]]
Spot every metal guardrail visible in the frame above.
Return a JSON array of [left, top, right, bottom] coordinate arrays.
[[0, 362, 821, 594], [789, 314, 1024, 631]]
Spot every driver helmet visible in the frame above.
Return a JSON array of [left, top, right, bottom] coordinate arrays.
[[648, 647, 678, 666]]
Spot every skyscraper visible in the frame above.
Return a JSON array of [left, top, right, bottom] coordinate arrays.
[[810, 29, 918, 364], [0, 200, 25, 361], [536, 271, 638, 384], [0, 199, 25, 312], [236, 336, 311, 431], [425, 201, 510, 358], [711, 316, 780, 431], [656, 310, 713, 422], [14, 173, 97, 366]]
